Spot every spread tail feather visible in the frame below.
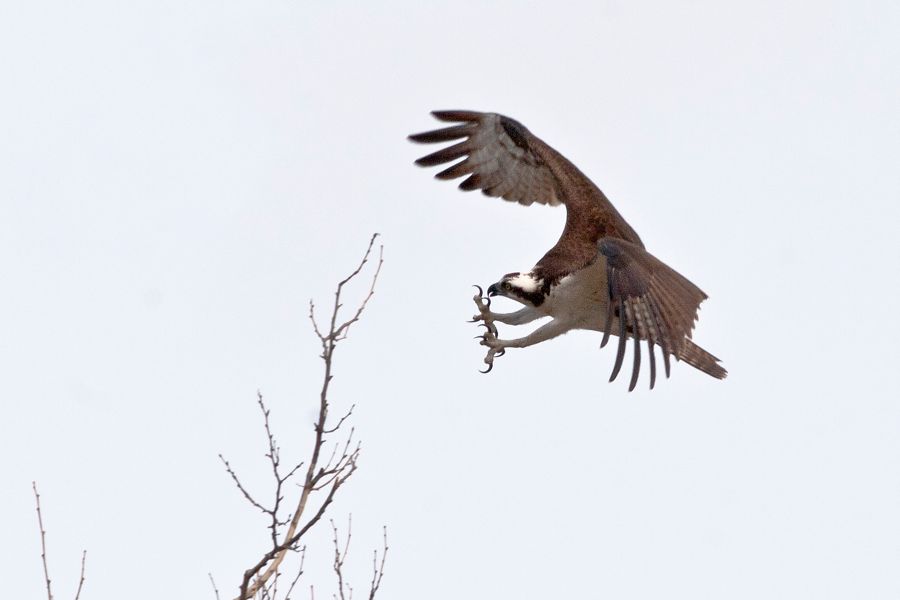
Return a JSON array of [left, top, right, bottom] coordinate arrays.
[[676, 340, 728, 380]]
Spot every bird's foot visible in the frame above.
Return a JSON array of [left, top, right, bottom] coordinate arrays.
[[469, 285, 498, 335], [477, 329, 506, 374]]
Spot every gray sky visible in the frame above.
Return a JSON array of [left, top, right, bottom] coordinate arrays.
[[2, 1, 899, 598]]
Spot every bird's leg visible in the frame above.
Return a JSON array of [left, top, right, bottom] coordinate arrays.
[[479, 306, 544, 326], [470, 286, 545, 335], [478, 318, 572, 373]]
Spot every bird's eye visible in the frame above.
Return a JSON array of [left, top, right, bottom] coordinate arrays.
[[502, 282, 512, 290]]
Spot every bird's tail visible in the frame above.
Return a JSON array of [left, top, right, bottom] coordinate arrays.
[[676, 340, 728, 380]]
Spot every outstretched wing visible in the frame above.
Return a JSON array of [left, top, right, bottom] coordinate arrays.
[[598, 238, 727, 390], [409, 110, 643, 249], [408, 110, 563, 206]]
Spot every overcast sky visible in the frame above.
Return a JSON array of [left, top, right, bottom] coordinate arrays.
[[2, 1, 899, 598]]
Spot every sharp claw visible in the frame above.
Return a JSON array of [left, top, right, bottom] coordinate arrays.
[[471, 290, 497, 333], [476, 334, 493, 345], [480, 347, 499, 373], [477, 322, 498, 335], [471, 286, 503, 371]]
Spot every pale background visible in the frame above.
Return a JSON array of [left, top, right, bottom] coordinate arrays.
[[1, 1, 898, 598]]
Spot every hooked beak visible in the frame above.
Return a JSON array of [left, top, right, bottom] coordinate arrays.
[[487, 283, 501, 297]]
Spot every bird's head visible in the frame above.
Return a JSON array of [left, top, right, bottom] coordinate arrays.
[[487, 272, 546, 307]]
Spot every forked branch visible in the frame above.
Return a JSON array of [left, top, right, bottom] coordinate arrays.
[[221, 234, 386, 600], [330, 517, 388, 600]]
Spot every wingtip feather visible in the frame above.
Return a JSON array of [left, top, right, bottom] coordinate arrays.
[[431, 110, 482, 123]]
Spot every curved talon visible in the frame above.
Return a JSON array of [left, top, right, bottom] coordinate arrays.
[[481, 348, 500, 373], [471, 288, 497, 333], [477, 322, 498, 335], [480, 343, 505, 373], [472, 286, 502, 370], [472, 290, 491, 308]]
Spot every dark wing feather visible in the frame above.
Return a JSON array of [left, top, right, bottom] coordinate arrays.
[[409, 111, 563, 207], [599, 238, 727, 389], [410, 110, 645, 251]]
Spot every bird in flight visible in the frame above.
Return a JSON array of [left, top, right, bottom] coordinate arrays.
[[409, 110, 726, 390]]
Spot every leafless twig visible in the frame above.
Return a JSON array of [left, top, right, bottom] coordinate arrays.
[[330, 517, 387, 600], [209, 573, 221, 600], [367, 528, 388, 600], [223, 234, 385, 600], [331, 517, 352, 600], [33, 482, 53, 600], [283, 547, 306, 600], [220, 390, 305, 556], [74, 551, 86, 600], [32, 482, 87, 600]]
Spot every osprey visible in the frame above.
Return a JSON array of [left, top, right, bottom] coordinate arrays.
[[409, 110, 726, 390]]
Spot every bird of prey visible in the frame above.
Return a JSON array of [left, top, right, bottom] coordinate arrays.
[[409, 110, 726, 390]]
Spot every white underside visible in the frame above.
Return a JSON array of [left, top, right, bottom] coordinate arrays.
[[487, 258, 615, 351], [534, 258, 609, 332]]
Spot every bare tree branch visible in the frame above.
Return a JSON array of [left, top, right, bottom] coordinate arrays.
[[209, 573, 221, 600], [221, 388, 308, 561], [222, 234, 384, 600], [323, 405, 355, 435], [33, 482, 54, 600], [219, 455, 269, 515], [283, 547, 306, 600], [328, 517, 387, 600], [367, 528, 388, 600], [74, 551, 86, 600], [32, 482, 87, 600], [331, 517, 352, 600]]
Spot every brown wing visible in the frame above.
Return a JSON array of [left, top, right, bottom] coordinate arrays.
[[409, 110, 643, 254], [598, 237, 727, 391], [409, 110, 564, 206]]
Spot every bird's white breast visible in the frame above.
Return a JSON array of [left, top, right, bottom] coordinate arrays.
[[540, 259, 609, 331]]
